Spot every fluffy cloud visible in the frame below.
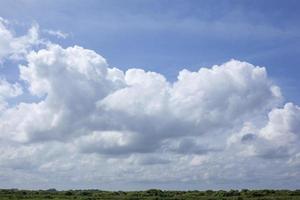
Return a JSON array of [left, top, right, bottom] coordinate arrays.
[[228, 103, 300, 159], [0, 19, 299, 189], [2, 45, 114, 142], [0, 18, 40, 62], [260, 103, 300, 145], [0, 78, 22, 110], [1, 44, 282, 150]]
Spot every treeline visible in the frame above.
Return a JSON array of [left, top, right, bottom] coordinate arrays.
[[0, 189, 300, 199]]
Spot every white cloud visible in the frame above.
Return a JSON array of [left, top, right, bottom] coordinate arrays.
[[260, 103, 300, 145], [44, 29, 68, 39], [228, 102, 300, 159], [75, 131, 137, 155], [0, 78, 22, 110], [2, 44, 112, 142], [0, 44, 285, 154], [190, 155, 209, 166], [0, 19, 40, 62], [0, 18, 300, 189]]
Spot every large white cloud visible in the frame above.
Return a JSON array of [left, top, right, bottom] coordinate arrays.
[[2, 44, 117, 142], [1, 44, 282, 149], [0, 18, 300, 189]]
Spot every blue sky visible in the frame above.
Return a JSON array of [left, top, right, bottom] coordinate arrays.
[[0, 0, 300, 190], [1, 0, 300, 103]]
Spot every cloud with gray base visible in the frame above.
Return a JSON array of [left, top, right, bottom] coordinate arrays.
[[0, 18, 300, 189]]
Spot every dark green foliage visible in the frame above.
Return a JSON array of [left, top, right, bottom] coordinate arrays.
[[0, 189, 299, 200]]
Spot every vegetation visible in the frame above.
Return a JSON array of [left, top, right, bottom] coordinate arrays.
[[0, 189, 300, 200]]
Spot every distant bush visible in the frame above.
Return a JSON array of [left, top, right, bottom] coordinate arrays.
[[46, 188, 57, 192], [65, 191, 73, 196], [0, 189, 299, 199]]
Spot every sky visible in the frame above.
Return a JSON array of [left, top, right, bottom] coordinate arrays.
[[0, 0, 299, 190]]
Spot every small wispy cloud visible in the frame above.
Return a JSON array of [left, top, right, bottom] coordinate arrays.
[[44, 29, 69, 39]]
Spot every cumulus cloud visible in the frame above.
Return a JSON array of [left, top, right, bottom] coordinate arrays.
[[2, 45, 282, 150], [75, 131, 141, 155], [2, 44, 113, 142], [228, 103, 300, 159], [260, 103, 300, 145], [0, 78, 22, 110], [0, 18, 40, 62], [0, 18, 300, 189]]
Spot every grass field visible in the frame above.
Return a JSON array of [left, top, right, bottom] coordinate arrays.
[[1, 189, 300, 200]]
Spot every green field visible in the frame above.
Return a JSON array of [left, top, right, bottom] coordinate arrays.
[[1, 189, 300, 200]]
